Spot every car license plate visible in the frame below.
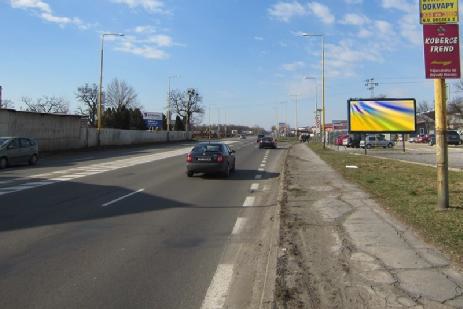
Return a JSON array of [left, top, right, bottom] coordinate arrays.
[[198, 157, 211, 161]]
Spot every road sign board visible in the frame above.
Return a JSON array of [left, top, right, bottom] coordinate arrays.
[[423, 24, 461, 79], [420, 0, 459, 24], [143, 112, 163, 129]]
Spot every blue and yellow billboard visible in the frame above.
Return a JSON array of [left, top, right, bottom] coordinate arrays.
[[348, 99, 416, 133]]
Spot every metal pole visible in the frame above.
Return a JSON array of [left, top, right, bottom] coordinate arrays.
[[208, 104, 211, 140], [97, 35, 104, 134], [435, 78, 449, 210], [295, 96, 299, 137], [321, 36, 326, 149], [402, 133, 405, 153], [167, 78, 171, 131]]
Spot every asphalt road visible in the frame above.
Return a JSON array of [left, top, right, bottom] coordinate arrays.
[[0, 138, 286, 309], [329, 142, 463, 170]]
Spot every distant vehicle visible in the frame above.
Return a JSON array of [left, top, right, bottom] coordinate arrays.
[[335, 134, 349, 146], [259, 137, 277, 149], [186, 142, 236, 177], [447, 130, 461, 145], [345, 134, 361, 148], [408, 133, 418, 143], [0, 137, 39, 169], [257, 134, 265, 143], [416, 134, 431, 143], [360, 135, 394, 149], [239, 134, 247, 139], [428, 131, 461, 146]]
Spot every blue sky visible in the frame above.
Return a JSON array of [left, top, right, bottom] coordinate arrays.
[[0, 0, 446, 129]]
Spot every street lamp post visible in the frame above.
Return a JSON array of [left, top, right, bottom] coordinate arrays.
[[97, 33, 124, 132], [301, 33, 325, 148], [304, 76, 319, 138], [290, 94, 300, 137]]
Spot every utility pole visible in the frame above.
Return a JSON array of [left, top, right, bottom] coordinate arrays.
[[435, 79, 449, 209], [290, 94, 300, 137], [364, 78, 379, 98], [0, 85, 3, 109]]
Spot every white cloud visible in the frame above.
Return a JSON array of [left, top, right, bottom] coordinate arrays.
[[357, 29, 373, 38], [381, 0, 415, 14], [112, 0, 168, 14], [399, 14, 421, 45], [344, 0, 363, 3], [307, 2, 335, 24], [254, 36, 264, 41], [268, 1, 306, 22], [146, 34, 173, 47], [375, 20, 394, 35], [340, 13, 370, 26], [10, 0, 88, 28], [115, 40, 169, 60], [282, 61, 305, 71], [134, 25, 156, 33]]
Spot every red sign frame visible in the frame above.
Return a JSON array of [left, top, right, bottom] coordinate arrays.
[[423, 24, 461, 79]]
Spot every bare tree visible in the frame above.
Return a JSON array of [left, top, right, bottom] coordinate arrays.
[[75, 83, 98, 126], [417, 100, 432, 113], [0, 99, 15, 109], [170, 88, 204, 132], [22, 96, 69, 114], [105, 78, 139, 110]]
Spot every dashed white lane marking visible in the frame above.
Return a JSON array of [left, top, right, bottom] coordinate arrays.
[[200, 264, 234, 309], [262, 160, 267, 164], [250, 183, 259, 192], [258, 167, 265, 172], [102, 188, 145, 207], [231, 217, 247, 235], [260, 164, 266, 168], [255, 174, 262, 180], [243, 196, 255, 207]]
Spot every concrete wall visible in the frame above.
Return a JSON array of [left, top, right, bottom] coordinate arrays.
[[0, 109, 191, 152]]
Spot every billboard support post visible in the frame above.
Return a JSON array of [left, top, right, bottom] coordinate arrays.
[[435, 78, 449, 210], [402, 134, 406, 153]]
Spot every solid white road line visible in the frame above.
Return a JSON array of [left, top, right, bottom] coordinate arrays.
[[243, 196, 255, 207], [231, 217, 247, 235], [102, 188, 145, 207], [250, 183, 259, 192], [255, 174, 262, 180], [200, 264, 234, 309]]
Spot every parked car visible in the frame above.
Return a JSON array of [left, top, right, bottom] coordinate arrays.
[[408, 134, 418, 143], [416, 134, 431, 143], [239, 134, 246, 139], [447, 130, 461, 145], [0, 137, 39, 169], [186, 142, 236, 177], [259, 137, 277, 149], [335, 134, 349, 146], [345, 134, 362, 148], [360, 135, 394, 149]]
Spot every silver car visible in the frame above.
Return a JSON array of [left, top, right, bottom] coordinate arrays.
[[0, 137, 39, 169], [360, 135, 394, 149]]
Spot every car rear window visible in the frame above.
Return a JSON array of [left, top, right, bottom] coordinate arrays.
[[262, 137, 273, 141], [448, 131, 459, 136], [192, 144, 223, 153]]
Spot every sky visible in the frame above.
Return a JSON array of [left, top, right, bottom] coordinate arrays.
[[0, 0, 454, 130]]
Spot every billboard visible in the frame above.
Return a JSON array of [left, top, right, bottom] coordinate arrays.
[[420, 0, 458, 24], [423, 24, 461, 79], [348, 99, 416, 133], [143, 112, 163, 129]]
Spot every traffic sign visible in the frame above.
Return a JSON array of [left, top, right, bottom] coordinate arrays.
[[420, 0, 459, 24], [423, 24, 461, 79]]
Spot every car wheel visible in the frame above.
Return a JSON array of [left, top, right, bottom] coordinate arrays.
[[29, 154, 38, 166], [223, 164, 230, 177], [387, 143, 393, 148], [0, 157, 7, 169], [366, 144, 372, 149], [187, 171, 194, 177]]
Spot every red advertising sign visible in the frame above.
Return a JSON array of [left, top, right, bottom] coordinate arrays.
[[423, 24, 461, 79]]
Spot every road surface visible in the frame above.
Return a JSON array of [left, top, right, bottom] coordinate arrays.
[[0, 138, 285, 309]]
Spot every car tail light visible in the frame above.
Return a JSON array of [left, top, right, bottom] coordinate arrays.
[[187, 153, 193, 163], [217, 154, 224, 163]]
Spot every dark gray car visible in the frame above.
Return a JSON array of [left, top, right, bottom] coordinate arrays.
[[186, 142, 236, 177], [0, 137, 39, 169]]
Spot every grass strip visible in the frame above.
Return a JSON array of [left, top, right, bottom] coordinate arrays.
[[308, 142, 463, 263]]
